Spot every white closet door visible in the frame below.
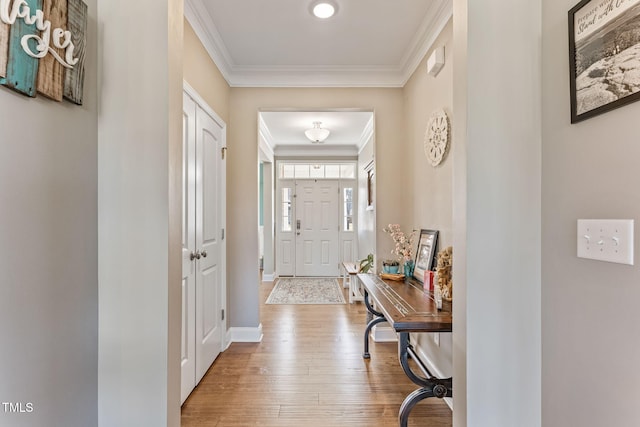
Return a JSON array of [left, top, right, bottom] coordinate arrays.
[[181, 93, 197, 404], [181, 88, 226, 404], [195, 105, 224, 383]]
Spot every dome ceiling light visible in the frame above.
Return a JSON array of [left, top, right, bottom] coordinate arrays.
[[305, 121, 330, 143], [311, 2, 336, 19]]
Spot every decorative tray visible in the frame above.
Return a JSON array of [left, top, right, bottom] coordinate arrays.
[[379, 273, 405, 281]]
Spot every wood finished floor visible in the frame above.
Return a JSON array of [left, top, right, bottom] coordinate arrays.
[[181, 278, 452, 427]]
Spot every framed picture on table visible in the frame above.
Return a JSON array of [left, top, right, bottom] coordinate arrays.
[[413, 229, 439, 283]]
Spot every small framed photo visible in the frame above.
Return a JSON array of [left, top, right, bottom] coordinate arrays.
[[413, 229, 439, 283], [569, 0, 640, 123]]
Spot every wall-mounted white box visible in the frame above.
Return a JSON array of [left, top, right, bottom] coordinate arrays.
[[427, 46, 445, 76], [577, 219, 634, 265]]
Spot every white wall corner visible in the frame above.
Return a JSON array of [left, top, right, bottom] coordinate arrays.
[[229, 324, 264, 343]]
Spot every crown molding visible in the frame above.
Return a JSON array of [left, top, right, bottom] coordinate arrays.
[[185, 0, 452, 88], [184, 0, 234, 84], [399, 0, 453, 86]]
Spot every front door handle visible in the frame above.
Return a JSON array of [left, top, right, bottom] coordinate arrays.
[[296, 220, 301, 230], [190, 250, 201, 261]]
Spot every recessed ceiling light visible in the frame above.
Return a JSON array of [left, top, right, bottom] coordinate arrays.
[[312, 2, 336, 19]]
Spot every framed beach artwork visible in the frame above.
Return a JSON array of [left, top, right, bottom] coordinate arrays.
[[569, 0, 640, 122], [412, 229, 438, 283]]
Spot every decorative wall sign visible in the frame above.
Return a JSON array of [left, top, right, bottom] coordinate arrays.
[[423, 109, 450, 167], [0, 15, 8, 78], [0, 0, 87, 104], [569, 0, 640, 123]]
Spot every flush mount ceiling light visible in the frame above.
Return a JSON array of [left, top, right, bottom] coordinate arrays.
[[311, 1, 336, 19], [305, 121, 330, 143]]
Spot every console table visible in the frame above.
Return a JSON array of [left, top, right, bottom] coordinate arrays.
[[358, 273, 452, 427]]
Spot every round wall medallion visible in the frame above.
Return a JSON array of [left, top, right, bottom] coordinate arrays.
[[424, 109, 450, 166]]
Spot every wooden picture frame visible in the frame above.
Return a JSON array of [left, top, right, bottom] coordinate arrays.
[[413, 229, 438, 283], [569, 0, 640, 123], [364, 160, 374, 210]]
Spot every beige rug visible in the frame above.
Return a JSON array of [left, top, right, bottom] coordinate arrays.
[[266, 277, 346, 304]]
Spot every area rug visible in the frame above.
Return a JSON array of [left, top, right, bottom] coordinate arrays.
[[266, 277, 346, 305]]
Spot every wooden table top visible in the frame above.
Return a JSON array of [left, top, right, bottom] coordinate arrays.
[[357, 273, 452, 333]]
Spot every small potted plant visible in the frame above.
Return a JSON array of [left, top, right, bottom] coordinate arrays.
[[382, 259, 400, 274], [383, 224, 416, 277], [359, 253, 374, 273]]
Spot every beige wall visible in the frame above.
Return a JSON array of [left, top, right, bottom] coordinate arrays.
[[404, 18, 454, 379], [543, 1, 640, 425], [227, 88, 405, 327], [183, 20, 231, 124]]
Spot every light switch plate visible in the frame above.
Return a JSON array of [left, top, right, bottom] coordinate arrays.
[[577, 219, 634, 265]]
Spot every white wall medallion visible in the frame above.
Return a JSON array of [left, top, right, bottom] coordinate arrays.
[[424, 109, 450, 167]]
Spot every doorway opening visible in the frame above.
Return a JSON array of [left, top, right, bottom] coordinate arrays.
[[258, 110, 376, 280]]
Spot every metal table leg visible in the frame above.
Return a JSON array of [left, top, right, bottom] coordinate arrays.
[[362, 290, 387, 359], [397, 332, 452, 427]]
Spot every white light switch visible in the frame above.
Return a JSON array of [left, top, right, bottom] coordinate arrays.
[[577, 219, 634, 265]]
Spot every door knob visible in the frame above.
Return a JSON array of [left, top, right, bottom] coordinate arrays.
[[190, 250, 201, 261], [201, 250, 207, 258]]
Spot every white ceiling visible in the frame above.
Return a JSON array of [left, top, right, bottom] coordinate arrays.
[[186, 0, 452, 157], [185, 0, 453, 87], [259, 111, 374, 157]]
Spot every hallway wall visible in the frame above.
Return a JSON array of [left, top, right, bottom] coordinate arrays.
[[542, 1, 640, 425], [0, 2, 98, 426], [404, 18, 454, 381]]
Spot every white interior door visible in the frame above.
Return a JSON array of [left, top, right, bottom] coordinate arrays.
[[181, 87, 226, 404], [195, 106, 224, 384], [181, 93, 197, 403], [295, 180, 339, 276]]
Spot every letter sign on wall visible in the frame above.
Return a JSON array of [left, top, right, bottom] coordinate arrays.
[[0, 0, 87, 105]]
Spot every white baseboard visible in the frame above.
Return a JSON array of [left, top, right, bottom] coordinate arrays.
[[371, 325, 397, 342], [262, 273, 276, 282], [227, 324, 264, 343], [413, 340, 454, 410]]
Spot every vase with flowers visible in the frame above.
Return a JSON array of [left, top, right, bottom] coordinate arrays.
[[382, 224, 416, 278]]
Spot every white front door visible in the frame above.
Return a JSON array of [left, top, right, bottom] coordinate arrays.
[[181, 88, 226, 404], [295, 180, 340, 276]]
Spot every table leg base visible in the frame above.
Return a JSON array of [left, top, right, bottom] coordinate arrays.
[[399, 382, 451, 427]]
